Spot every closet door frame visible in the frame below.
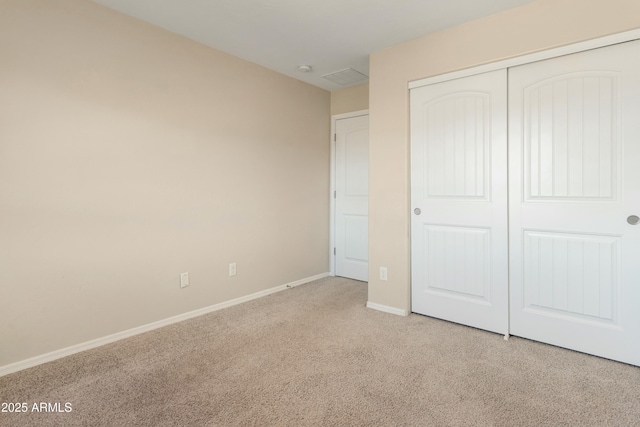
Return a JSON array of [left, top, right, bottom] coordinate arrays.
[[409, 30, 640, 91]]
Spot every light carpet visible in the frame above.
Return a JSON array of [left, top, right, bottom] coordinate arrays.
[[1, 276, 639, 426]]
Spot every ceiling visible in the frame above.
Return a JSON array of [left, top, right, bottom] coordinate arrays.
[[92, 0, 537, 91]]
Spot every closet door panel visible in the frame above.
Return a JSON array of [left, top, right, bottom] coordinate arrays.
[[509, 40, 640, 366], [411, 69, 508, 335]]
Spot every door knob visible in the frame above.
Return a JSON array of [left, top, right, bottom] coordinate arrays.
[[414, 208, 421, 215], [627, 215, 640, 225]]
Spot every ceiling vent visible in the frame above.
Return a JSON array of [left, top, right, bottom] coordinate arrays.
[[322, 68, 368, 86]]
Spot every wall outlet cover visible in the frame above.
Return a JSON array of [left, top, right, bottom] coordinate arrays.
[[229, 263, 237, 277], [180, 272, 189, 288]]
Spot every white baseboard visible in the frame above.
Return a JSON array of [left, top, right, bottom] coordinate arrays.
[[366, 301, 409, 317], [0, 272, 330, 377]]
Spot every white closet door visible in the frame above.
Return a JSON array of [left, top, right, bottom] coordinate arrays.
[[411, 70, 508, 335], [509, 40, 640, 366], [335, 115, 369, 282]]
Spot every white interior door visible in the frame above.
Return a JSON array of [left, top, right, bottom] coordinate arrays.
[[410, 70, 508, 335], [335, 114, 369, 282], [509, 40, 640, 366]]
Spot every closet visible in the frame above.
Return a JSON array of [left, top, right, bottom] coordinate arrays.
[[410, 39, 640, 366]]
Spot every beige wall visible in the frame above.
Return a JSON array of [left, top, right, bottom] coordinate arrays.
[[368, 0, 640, 312], [330, 83, 369, 115], [0, 0, 330, 367]]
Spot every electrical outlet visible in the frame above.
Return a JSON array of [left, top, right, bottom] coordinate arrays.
[[229, 263, 237, 277], [180, 272, 189, 288], [379, 267, 388, 281]]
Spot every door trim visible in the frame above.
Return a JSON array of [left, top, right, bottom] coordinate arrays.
[[409, 28, 640, 90], [330, 109, 369, 276]]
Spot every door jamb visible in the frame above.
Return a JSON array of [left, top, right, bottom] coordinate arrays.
[[330, 109, 369, 276]]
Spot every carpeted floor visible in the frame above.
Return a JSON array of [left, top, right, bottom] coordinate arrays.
[[1, 276, 639, 426]]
